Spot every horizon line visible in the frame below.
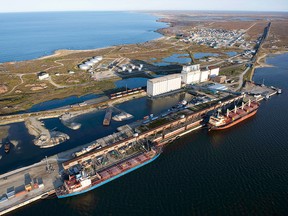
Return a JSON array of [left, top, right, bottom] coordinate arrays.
[[1, 9, 288, 14]]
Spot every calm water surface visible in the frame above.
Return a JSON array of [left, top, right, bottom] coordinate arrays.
[[154, 53, 191, 66], [194, 52, 219, 59], [0, 12, 166, 63]]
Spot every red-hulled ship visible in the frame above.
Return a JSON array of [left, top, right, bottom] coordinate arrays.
[[208, 100, 259, 131], [56, 147, 161, 198]]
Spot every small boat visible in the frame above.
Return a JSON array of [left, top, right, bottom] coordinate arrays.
[[4, 143, 10, 153]]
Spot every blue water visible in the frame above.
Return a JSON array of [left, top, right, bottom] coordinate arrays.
[[115, 78, 148, 89], [226, 51, 238, 57], [194, 52, 219, 59], [27, 93, 103, 112], [154, 53, 191, 66], [0, 12, 166, 63]]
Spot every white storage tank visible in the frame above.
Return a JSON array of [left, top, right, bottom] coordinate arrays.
[[79, 64, 90, 70], [94, 56, 103, 61], [91, 58, 99, 63], [85, 61, 94, 66]]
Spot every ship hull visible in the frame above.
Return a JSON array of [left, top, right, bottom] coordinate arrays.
[[209, 109, 258, 131], [57, 153, 160, 198]]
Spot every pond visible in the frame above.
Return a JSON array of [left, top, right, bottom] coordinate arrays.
[[194, 52, 219, 59], [153, 53, 191, 66], [226, 51, 238, 57]]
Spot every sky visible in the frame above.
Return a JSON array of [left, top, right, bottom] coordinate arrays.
[[1, 0, 288, 13]]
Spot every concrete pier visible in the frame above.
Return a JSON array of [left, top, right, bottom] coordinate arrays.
[[0, 156, 61, 215]]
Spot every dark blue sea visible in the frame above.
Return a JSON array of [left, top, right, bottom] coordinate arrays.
[[0, 11, 166, 63]]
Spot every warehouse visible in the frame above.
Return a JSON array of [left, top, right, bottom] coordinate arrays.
[[147, 74, 181, 97]]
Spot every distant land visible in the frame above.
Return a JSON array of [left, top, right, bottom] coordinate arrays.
[[0, 11, 287, 114]]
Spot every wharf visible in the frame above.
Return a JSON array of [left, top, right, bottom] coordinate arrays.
[[242, 81, 280, 101], [0, 156, 61, 215], [0, 94, 246, 215], [103, 108, 112, 126]]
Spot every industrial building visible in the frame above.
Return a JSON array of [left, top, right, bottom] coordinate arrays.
[[208, 66, 220, 76], [181, 64, 201, 84], [147, 74, 181, 97], [200, 69, 210, 83], [181, 64, 220, 84]]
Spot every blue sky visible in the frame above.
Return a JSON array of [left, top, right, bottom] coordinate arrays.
[[1, 0, 288, 13]]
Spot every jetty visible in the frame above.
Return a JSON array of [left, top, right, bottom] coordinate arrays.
[[24, 117, 69, 148], [103, 108, 113, 126]]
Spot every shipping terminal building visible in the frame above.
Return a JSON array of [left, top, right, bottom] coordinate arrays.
[[147, 64, 220, 97]]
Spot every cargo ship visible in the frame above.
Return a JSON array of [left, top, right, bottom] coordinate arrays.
[[208, 100, 259, 131], [56, 147, 160, 198]]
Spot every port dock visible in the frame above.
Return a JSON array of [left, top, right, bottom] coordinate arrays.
[[0, 92, 280, 215], [103, 107, 112, 126], [0, 156, 61, 215]]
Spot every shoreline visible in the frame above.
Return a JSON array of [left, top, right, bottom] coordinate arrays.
[[1, 35, 168, 64], [250, 50, 288, 80], [254, 50, 288, 69], [1, 14, 169, 65]]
